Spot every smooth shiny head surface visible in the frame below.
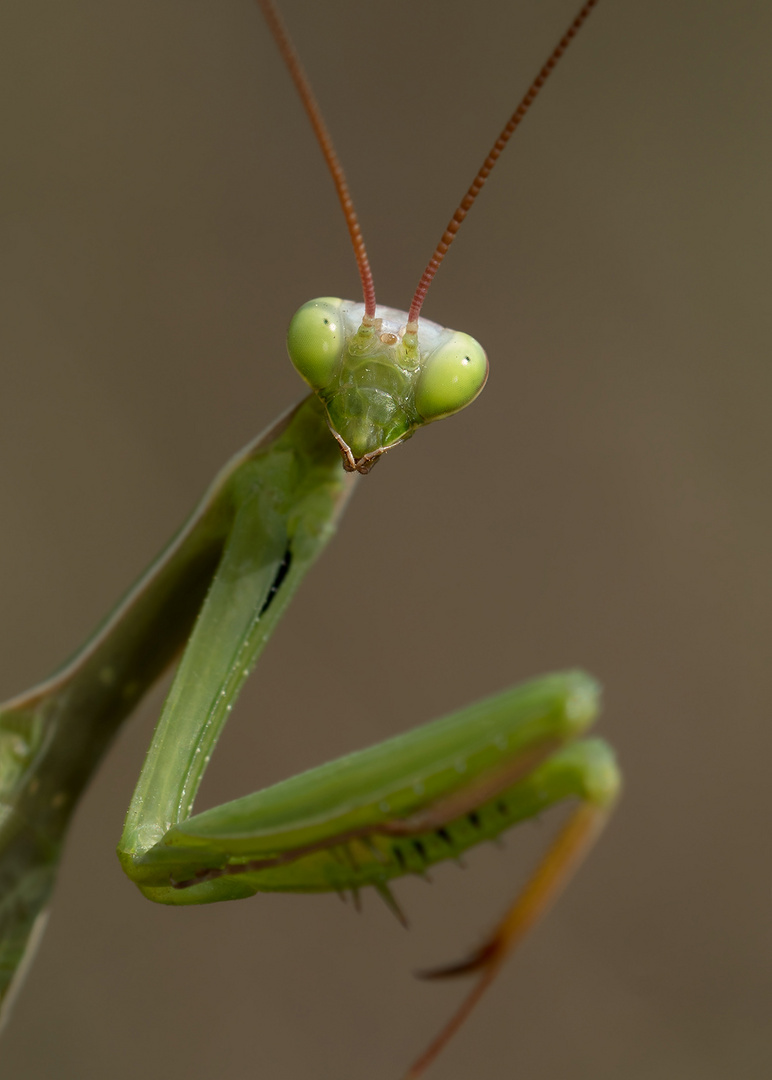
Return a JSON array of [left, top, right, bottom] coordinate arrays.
[[287, 298, 488, 472]]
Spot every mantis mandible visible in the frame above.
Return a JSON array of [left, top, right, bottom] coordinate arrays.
[[0, 1, 620, 1075]]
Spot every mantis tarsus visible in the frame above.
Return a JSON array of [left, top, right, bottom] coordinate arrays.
[[0, 0, 632, 1075]]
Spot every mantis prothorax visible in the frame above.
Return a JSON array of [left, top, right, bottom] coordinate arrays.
[[0, 0, 620, 1075]]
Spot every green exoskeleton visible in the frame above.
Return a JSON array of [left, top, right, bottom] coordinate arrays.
[[0, 0, 619, 1075]]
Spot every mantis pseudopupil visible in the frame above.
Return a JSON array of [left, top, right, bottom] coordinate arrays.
[[0, 2, 634, 1080]]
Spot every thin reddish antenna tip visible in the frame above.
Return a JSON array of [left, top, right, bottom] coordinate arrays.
[[407, 0, 599, 327], [256, 0, 377, 318]]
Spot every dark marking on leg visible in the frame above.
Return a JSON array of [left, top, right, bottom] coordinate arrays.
[[412, 839, 427, 864], [258, 547, 293, 617]]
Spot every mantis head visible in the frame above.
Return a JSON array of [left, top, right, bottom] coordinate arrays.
[[287, 298, 488, 473]]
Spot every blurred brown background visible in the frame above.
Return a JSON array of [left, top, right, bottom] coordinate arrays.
[[1, 1, 771, 1078]]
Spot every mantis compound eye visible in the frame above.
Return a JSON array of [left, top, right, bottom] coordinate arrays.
[[414, 331, 489, 422], [286, 297, 345, 390]]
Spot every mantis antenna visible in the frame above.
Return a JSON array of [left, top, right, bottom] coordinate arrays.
[[255, 0, 377, 320], [407, 0, 599, 327], [258, 0, 598, 333]]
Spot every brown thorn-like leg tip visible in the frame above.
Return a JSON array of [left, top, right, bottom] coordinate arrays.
[[414, 940, 497, 981], [401, 802, 614, 1080]]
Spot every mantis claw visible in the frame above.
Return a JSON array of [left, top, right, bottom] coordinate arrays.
[[404, 799, 616, 1078], [413, 941, 495, 981]]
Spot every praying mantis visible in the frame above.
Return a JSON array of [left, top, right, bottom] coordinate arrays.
[[1, 0, 617, 1072], [4, 1, 772, 1079]]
